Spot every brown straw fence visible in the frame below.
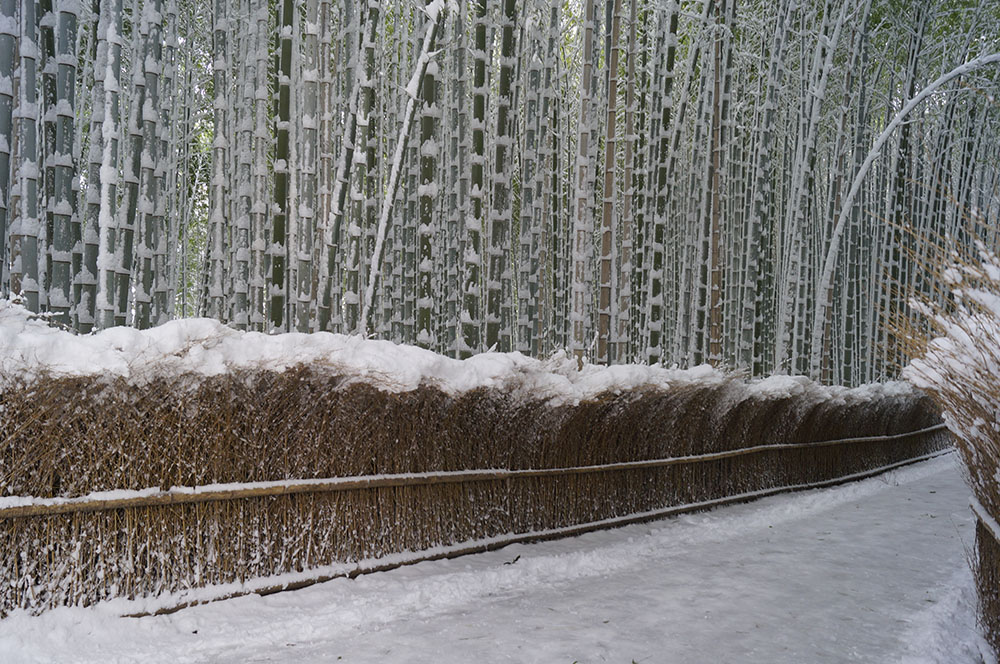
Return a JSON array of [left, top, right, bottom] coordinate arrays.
[[0, 368, 949, 616], [972, 500, 1000, 651]]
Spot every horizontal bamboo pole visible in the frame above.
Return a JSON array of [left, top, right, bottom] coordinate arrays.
[[124, 447, 953, 618], [0, 423, 949, 520], [972, 497, 1000, 543]]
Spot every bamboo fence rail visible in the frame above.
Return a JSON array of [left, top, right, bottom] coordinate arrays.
[[0, 423, 948, 519], [123, 447, 951, 618]]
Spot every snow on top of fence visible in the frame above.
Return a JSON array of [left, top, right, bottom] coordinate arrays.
[[0, 299, 914, 405]]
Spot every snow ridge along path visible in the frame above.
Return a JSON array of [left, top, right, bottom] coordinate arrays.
[[0, 299, 915, 407], [0, 453, 992, 664]]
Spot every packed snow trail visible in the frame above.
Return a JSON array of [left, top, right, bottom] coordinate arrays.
[[0, 454, 991, 664]]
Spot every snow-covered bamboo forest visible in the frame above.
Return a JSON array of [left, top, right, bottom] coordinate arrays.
[[0, 0, 997, 383]]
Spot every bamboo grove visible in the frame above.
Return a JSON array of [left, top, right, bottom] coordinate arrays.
[[0, 0, 997, 384]]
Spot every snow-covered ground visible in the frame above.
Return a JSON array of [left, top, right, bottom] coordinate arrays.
[[0, 453, 991, 664]]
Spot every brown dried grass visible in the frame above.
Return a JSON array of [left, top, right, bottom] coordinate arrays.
[[900, 215, 1000, 652]]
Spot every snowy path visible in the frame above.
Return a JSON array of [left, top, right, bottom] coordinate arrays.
[[1, 453, 993, 664]]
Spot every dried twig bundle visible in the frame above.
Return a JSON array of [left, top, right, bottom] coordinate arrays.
[[905, 230, 1000, 651]]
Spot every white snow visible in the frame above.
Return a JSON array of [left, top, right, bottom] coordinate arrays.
[[0, 299, 919, 407], [0, 454, 989, 664]]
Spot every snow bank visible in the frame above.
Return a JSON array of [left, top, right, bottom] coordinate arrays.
[[0, 299, 915, 406]]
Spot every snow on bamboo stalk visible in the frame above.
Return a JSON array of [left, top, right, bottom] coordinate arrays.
[[634, 6, 661, 358], [706, 0, 734, 365], [385, 8, 406, 342], [156, 0, 178, 325], [685, 17, 715, 367], [308, 0, 329, 332], [344, 2, 380, 335], [537, 0, 559, 357], [114, 0, 145, 326], [226, 0, 253, 330], [269, 0, 293, 330], [204, 0, 229, 322], [461, 0, 487, 357], [67, 3, 86, 325], [280, 2, 304, 330], [485, 0, 516, 352], [92, 0, 122, 328], [0, 0, 15, 295], [596, 0, 623, 365], [72, 5, 94, 327], [283, 1, 303, 330], [416, 7, 440, 349], [360, 0, 443, 335], [517, 7, 540, 355], [401, 9, 422, 343], [8, 0, 38, 312], [172, 16, 196, 319], [548, 1, 570, 352], [135, 0, 163, 330], [294, 0, 319, 332], [819, 1, 869, 383], [83, 0, 110, 330], [10, 0, 41, 313], [336, 4, 357, 334], [377, 14, 399, 339], [841, 29, 872, 384], [723, 14, 749, 365], [400, 20, 419, 344], [249, 0, 270, 329], [644, 0, 678, 364], [360, 3, 380, 338], [42, 1, 78, 326], [434, 23, 451, 354], [616, 0, 638, 364], [442, 3, 465, 356], [571, 0, 596, 361]]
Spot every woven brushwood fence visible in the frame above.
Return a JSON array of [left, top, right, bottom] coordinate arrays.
[[0, 368, 950, 616], [971, 502, 1000, 651]]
